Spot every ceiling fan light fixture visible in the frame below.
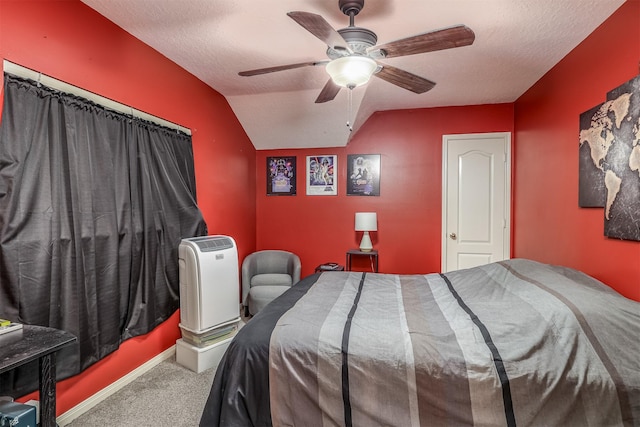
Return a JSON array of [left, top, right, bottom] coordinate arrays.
[[326, 56, 377, 88]]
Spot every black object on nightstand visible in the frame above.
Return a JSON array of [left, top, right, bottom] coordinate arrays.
[[346, 249, 379, 272], [315, 263, 345, 273]]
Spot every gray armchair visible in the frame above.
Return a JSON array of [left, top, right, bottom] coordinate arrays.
[[242, 250, 301, 317]]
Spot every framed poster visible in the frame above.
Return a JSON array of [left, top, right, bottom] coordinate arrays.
[[347, 154, 380, 196], [267, 156, 296, 195], [306, 155, 337, 195]]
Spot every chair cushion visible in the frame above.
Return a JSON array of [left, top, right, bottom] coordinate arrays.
[[250, 273, 292, 287], [247, 285, 290, 315]]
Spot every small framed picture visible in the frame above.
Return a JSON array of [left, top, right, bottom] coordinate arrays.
[[267, 156, 296, 195], [306, 155, 337, 195], [347, 154, 380, 196]]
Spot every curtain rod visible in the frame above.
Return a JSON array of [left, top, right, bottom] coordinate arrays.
[[3, 60, 191, 136]]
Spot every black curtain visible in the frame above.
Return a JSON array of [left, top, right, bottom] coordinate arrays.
[[0, 73, 207, 396]]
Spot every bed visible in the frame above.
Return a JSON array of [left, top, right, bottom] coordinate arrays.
[[200, 259, 640, 426]]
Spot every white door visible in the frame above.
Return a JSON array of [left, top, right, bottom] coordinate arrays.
[[442, 133, 511, 272]]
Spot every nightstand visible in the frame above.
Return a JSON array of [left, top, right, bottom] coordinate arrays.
[[346, 249, 378, 272], [0, 325, 76, 427]]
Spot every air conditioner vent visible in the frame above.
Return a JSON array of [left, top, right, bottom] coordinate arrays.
[[191, 236, 234, 252]]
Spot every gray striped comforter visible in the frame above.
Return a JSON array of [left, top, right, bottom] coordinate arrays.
[[201, 259, 640, 426]]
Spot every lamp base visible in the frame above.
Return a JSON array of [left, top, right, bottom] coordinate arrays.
[[359, 231, 373, 252]]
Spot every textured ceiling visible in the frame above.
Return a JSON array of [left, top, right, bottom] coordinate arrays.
[[80, 0, 625, 150]]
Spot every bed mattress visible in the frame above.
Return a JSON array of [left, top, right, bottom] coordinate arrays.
[[200, 259, 640, 426]]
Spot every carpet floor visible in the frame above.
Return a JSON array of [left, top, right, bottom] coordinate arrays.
[[65, 357, 216, 426]]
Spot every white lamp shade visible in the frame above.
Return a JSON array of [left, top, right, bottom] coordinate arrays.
[[326, 56, 377, 88], [355, 212, 377, 231]]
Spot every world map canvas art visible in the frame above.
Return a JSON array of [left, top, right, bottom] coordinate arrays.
[[579, 74, 640, 241]]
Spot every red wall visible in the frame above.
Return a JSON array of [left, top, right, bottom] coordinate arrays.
[[513, 0, 640, 300], [256, 104, 514, 277], [0, 0, 256, 414]]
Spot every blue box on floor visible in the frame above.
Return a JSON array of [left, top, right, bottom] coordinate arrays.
[[0, 401, 36, 427]]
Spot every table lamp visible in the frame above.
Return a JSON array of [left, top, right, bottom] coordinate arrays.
[[355, 212, 377, 252]]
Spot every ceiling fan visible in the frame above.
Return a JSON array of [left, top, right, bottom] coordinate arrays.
[[238, 0, 475, 103]]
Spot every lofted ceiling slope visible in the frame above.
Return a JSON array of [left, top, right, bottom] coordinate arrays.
[[80, 0, 625, 149]]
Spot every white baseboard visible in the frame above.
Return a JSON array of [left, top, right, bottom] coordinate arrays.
[[56, 345, 176, 426]]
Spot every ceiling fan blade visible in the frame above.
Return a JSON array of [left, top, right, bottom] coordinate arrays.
[[315, 79, 341, 103], [287, 11, 351, 52], [375, 64, 436, 94], [371, 25, 475, 59], [238, 61, 325, 77]]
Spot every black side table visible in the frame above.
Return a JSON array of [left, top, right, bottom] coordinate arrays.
[[346, 249, 379, 272], [0, 325, 76, 427]]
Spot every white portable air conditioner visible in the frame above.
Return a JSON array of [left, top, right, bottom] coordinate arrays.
[[178, 235, 240, 334]]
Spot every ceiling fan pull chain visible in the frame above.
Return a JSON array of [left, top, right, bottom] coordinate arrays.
[[346, 87, 353, 132]]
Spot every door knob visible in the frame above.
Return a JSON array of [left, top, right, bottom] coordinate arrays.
[[449, 232, 457, 240]]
